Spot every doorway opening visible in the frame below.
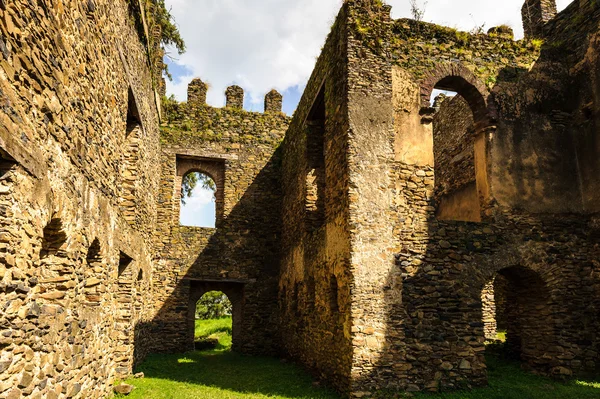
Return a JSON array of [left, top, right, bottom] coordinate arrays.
[[482, 266, 554, 374], [194, 291, 233, 350], [188, 281, 244, 352]]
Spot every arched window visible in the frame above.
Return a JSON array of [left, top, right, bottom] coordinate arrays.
[[419, 66, 494, 223], [180, 171, 217, 228]]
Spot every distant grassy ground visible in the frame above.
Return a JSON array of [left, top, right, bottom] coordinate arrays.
[[194, 316, 233, 350], [117, 321, 599, 399], [116, 317, 338, 399]]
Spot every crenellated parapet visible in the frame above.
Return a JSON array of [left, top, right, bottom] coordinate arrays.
[[225, 85, 245, 109], [264, 90, 283, 113], [180, 79, 283, 114], [160, 78, 290, 147]]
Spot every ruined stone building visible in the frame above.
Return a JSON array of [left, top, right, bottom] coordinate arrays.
[[1, 0, 599, 397]]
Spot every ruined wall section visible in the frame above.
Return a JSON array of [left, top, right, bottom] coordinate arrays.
[[540, 0, 600, 213], [0, 1, 162, 398], [486, 0, 600, 214], [151, 90, 289, 355], [279, 4, 355, 392], [391, 19, 540, 87], [336, 0, 600, 395], [390, 3, 600, 216]]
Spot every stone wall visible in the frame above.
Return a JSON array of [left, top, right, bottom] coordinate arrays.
[[278, 0, 600, 395], [279, 3, 355, 392], [432, 95, 480, 222], [490, 0, 600, 214], [149, 83, 290, 355], [2, 0, 600, 398], [522, 0, 557, 38], [0, 1, 162, 398]]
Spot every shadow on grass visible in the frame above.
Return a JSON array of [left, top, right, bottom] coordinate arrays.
[[124, 339, 599, 399], [127, 349, 340, 399]]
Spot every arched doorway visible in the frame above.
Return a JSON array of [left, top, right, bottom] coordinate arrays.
[[481, 266, 555, 374], [194, 291, 233, 350], [187, 281, 244, 352]]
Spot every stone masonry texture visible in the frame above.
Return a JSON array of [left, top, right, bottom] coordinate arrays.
[[1, 0, 600, 398]]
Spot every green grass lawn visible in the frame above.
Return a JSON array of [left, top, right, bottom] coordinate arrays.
[[117, 320, 599, 399]]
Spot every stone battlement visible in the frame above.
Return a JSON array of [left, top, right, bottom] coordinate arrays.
[[186, 78, 284, 114]]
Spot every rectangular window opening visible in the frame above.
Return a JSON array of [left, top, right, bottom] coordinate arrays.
[[305, 84, 326, 232], [118, 251, 134, 277]]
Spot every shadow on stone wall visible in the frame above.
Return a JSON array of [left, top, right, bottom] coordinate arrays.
[[135, 148, 283, 361], [353, 37, 600, 393]]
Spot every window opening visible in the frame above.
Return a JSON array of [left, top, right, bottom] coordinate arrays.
[[180, 171, 217, 228]]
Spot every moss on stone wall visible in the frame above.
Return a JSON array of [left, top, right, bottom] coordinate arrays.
[[160, 101, 289, 148], [390, 19, 541, 85]]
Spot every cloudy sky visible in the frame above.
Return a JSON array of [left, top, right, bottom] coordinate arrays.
[[173, 0, 572, 226], [164, 0, 572, 115], [180, 177, 216, 228]]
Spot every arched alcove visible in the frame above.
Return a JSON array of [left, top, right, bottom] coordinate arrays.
[[179, 171, 217, 228], [41, 218, 67, 259], [120, 87, 143, 225], [84, 238, 103, 305]]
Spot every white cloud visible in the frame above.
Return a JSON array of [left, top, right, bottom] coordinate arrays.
[[180, 186, 216, 227], [165, 0, 343, 107], [388, 0, 573, 38], [165, 0, 574, 108], [183, 187, 215, 211]]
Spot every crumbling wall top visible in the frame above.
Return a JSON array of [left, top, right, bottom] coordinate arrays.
[[522, 0, 558, 38], [390, 18, 542, 85]]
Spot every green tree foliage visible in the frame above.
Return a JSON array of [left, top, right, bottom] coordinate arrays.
[[181, 172, 216, 205], [148, 0, 186, 55], [196, 291, 232, 320], [134, 0, 186, 82]]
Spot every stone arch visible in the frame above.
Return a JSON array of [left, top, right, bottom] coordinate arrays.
[[187, 281, 244, 351], [462, 242, 564, 374], [420, 63, 496, 128]]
